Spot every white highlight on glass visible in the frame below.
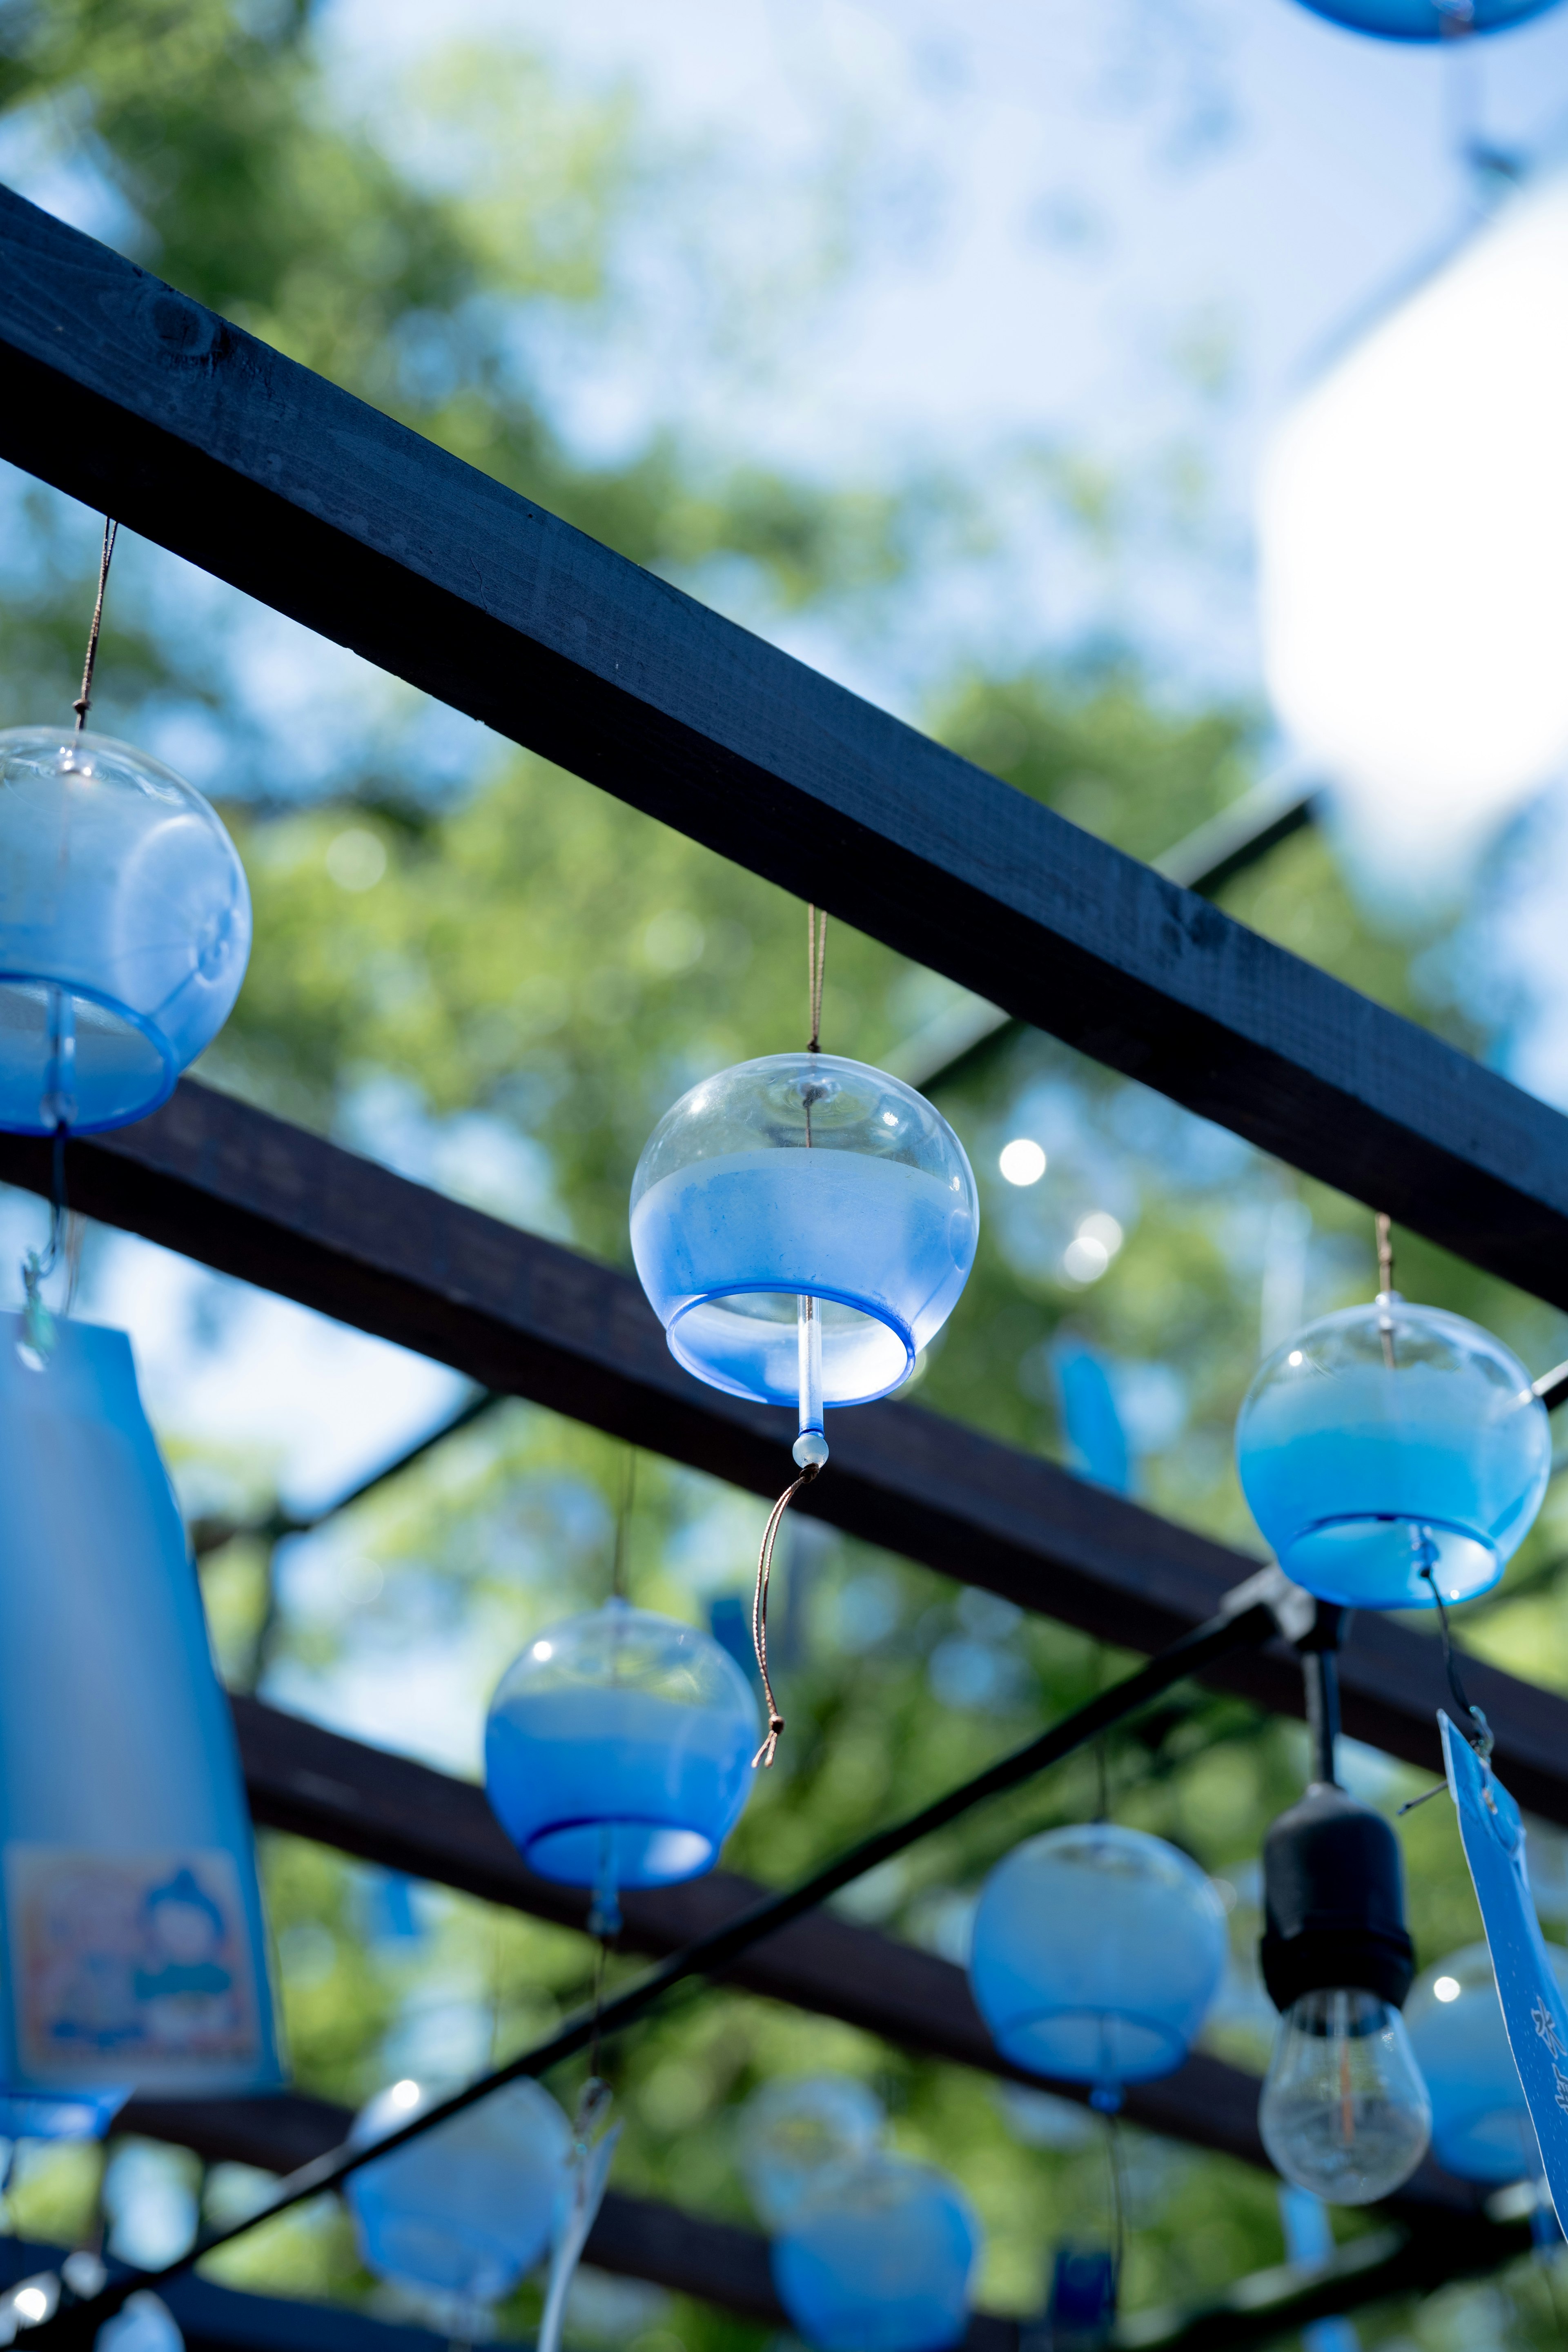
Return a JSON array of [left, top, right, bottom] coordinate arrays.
[[1259, 172, 1568, 886], [14, 2290, 48, 2323], [1433, 1976, 1462, 2004], [999, 1138, 1047, 1187]]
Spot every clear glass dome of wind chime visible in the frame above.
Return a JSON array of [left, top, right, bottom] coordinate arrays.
[[0, 518, 276, 2145], [740, 2076, 980, 2352], [1236, 1213, 1550, 1610], [0, 522, 252, 1153], [630, 904, 980, 1766], [485, 1452, 761, 1938], [964, 1729, 1228, 2328]]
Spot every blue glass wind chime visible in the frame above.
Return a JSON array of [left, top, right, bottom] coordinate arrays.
[[0, 518, 276, 2143], [16, 541, 1556, 2313], [470, 909, 982, 2346], [1236, 1213, 1554, 2207], [483, 906, 979, 1939]]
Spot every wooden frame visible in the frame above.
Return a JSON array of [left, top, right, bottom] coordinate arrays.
[[0, 178, 1559, 2340], [5, 187, 1568, 1302], [8, 1082, 1567, 1825]]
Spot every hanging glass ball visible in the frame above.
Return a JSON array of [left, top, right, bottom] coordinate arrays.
[[96, 2293, 184, 2352], [968, 1825, 1228, 2086], [485, 1600, 759, 1888], [741, 2076, 886, 2230], [1293, 0, 1561, 36], [771, 2154, 978, 2352], [1235, 1296, 1549, 1608], [0, 729, 251, 1134], [630, 1054, 978, 1410], [1406, 1942, 1568, 2182], [346, 2077, 569, 2302]]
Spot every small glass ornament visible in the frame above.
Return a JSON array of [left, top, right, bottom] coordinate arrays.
[[1235, 1294, 1549, 1608], [348, 2077, 570, 2310], [0, 1311, 281, 2135], [0, 728, 251, 1134], [1293, 0, 1561, 36], [771, 2154, 978, 2352], [485, 1600, 758, 1928], [740, 2076, 886, 2230], [96, 2294, 184, 2352], [1406, 1942, 1568, 2183], [632, 1052, 978, 1435], [968, 1825, 1227, 2094]]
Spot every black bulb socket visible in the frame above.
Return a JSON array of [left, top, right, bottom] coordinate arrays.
[[1259, 1782, 1415, 2013]]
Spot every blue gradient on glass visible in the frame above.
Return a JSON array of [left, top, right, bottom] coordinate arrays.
[[1236, 1299, 1549, 1608], [969, 1825, 1227, 2085], [1407, 1943, 1568, 2184], [1294, 0, 1560, 37], [630, 1055, 977, 1411], [771, 2157, 977, 2352], [348, 2078, 569, 2302], [0, 730, 250, 1134], [485, 1604, 758, 1889]]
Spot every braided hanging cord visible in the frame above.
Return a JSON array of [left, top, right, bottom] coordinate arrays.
[[807, 904, 827, 1054], [751, 1460, 820, 1768], [74, 519, 118, 732], [1374, 1210, 1396, 1372]]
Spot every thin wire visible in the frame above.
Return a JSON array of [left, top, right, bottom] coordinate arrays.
[[22, 1123, 70, 1336], [1107, 2113, 1127, 2305], [1374, 1211, 1396, 1372], [1421, 1556, 1492, 1758], [610, 1450, 636, 1602], [73, 519, 118, 732], [750, 1462, 821, 1766], [1093, 1646, 1111, 1822], [587, 1934, 609, 2085], [806, 904, 827, 1053]]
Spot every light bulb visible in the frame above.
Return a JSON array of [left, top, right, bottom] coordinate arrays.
[[1259, 1987, 1431, 2205]]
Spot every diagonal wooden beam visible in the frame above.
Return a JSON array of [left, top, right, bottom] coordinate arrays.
[[105, 2095, 1017, 2348], [2, 185, 1568, 1305], [108, 2081, 1511, 2348], [1, 1079, 1563, 1826], [225, 1692, 1485, 2218]]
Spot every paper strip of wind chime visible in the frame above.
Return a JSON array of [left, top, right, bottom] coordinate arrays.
[[0, 521, 276, 2137]]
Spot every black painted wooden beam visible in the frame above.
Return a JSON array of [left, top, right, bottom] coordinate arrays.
[[1114, 2205, 1532, 2352], [104, 2084, 1514, 2347], [224, 1696, 1487, 2221], [3, 1078, 1565, 1827], [2, 186, 1568, 1304], [225, 1692, 1286, 2179]]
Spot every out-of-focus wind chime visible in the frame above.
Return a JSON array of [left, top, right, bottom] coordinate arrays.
[[0, 519, 277, 2149]]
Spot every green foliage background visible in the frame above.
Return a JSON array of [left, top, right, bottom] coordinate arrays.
[[2, 5, 1567, 2348]]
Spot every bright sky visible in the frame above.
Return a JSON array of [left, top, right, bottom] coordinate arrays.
[[328, 0, 1568, 696]]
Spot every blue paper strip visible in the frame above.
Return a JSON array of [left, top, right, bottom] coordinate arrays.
[[1440, 1711, 1568, 2219]]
